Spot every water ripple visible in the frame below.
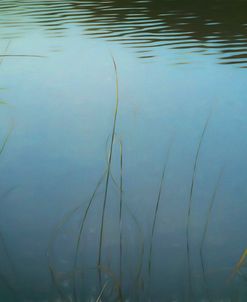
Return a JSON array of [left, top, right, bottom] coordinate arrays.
[[1, 0, 247, 66]]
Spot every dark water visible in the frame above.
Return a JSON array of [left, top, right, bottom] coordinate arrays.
[[0, 0, 247, 301]]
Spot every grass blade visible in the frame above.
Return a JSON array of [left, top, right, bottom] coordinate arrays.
[[148, 141, 172, 277], [186, 111, 212, 300], [200, 168, 224, 301], [0, 54, 45, 58], [119, 140, 124, 301], [229, 249, 247, 281], [98, 55, 119, 283], [96, 280, 109, 302], [72, 172, 106, 302]]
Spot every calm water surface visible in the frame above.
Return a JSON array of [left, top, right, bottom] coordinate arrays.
[[0, 1, 247, 301]]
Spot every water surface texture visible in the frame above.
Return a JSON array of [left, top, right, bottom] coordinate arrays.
[[0, 0, 247, 301]]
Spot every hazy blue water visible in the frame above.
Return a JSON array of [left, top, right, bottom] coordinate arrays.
[[0, 1, 247, 301]]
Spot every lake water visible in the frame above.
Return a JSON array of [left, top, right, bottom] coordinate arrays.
[[0, 0, 247, 301]]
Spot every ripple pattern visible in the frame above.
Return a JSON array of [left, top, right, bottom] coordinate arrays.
[[1, 0, 247, 66]]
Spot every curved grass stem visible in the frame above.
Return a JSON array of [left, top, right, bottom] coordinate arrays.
[[97, 55, 119, 284], [186, 111, 212, 301]]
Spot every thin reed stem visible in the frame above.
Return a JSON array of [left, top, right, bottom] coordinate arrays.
[[72, 172, 106, 302], [119, 140, 124, 298], [47, 172, 106, 302], [47, 205, 82, 301], [124, 203, 144, 299], [200, 168, 224, 302], [0, 125, 14, 157], [96, 280, 109, 302], [0, 41, 11, 65], [97, 264, 122, 301], [186, 111, 212, 301], [148, 142, 172, 277], [0, 54, 45, 58], [48, 264, 70, 302], [98, 56, 119, 284]]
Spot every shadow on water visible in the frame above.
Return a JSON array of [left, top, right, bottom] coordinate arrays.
[[1, 0, 247, 66]]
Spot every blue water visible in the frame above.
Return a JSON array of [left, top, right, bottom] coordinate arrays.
[[0, 1, 247, 301]]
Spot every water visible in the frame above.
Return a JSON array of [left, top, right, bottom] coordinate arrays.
[[0, 0, 247, 301]]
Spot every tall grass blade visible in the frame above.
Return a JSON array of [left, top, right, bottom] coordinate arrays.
[[200, 168, 224, 301], [119, 140, 123, 297], [72, 172, 106, 302], [47, 205, 82, 302], [48, 264, 70, 302], [98, 55, 119, 283], [124, 203, 144, 300], [0, 124, 14, 157], [47, 172, 106, 302], [186, 111, 212, 301], [229, 249, 247, 281], [0, 40, 11, 66], [105, 133, 121, 190], [97, 264, 122, 301], [0, 54, 45, 58], [96, 280, 109, 302], [148, 142, 172, 277]]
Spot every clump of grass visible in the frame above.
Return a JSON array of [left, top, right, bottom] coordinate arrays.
[[47, 201, 82, 301], [48, 56, 120, 301], [47, 171, 106, 302]]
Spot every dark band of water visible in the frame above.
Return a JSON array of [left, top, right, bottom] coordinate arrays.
[[1, 0, 247, 66]]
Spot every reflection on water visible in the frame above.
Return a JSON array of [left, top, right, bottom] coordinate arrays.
[[1, 0, 247, 65], [0, 1, 247, 302]]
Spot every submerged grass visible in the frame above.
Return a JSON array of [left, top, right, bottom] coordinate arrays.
[[200, 168, 224, 302], [47, 171, 106, 302], [229, 249, 247, 281], [0, 41, 45, 62], [97, 265, 122, 301], [0, 54, 45, 58], [72, 172, 106, 302], [123, 203, 144, 300], [43, 55, 231, 302], [96, 280, 109, 302], [148, 141, 173, 278], [186, 111, 212, 301], [48, 264, 70, 302], [0, 41, 11, 66], [119, 140, 123, 298], [0, 124, 14, 157], [97, 55, 119, 283], [48, 56, 121, 301], [47, 203, 82, 301]]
